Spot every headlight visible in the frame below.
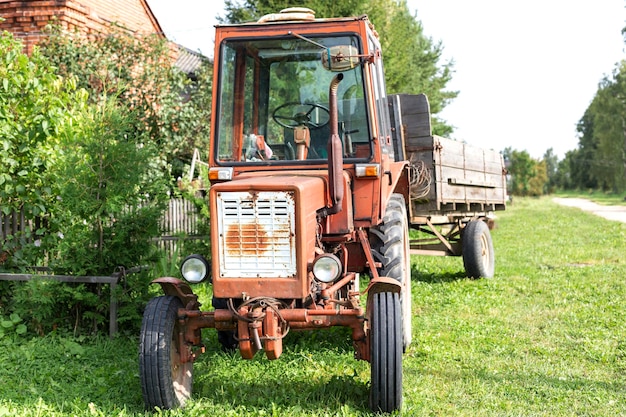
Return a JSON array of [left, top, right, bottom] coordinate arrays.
[[312, 254, 342, 283], [181, 255, 211, 284]]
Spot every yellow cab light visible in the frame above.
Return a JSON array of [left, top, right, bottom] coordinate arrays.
[[355, 164, 380, 178], [209, 167, 233, 181]]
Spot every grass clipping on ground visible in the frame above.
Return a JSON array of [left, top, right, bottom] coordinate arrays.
[[0, 196, 625, 416]]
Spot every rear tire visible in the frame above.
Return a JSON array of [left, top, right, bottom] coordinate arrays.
[[370, 193, 412, 350], [462, 220, 495, 278], [369, 291, 403, 413], [139, 296, 192, 410]]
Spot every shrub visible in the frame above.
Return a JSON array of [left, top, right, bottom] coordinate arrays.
[[50, 97, 169, 276], [0, 32, 83, 269], [1, 26, 212, 335], [40, 24, 212, 178]]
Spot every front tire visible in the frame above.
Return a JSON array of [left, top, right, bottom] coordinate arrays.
[[139, 296, 192, 410], [369, 291, 403, 413], [462, 220, 495, 278], [370, 193, 412, 350]]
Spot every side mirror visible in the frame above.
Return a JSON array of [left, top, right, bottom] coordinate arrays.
[[321, 45, 361, 72]]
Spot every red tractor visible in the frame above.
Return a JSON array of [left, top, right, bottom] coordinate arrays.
[[139, 8, 506, 414]]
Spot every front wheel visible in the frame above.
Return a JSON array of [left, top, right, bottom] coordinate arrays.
[[139, 295, 193, 410], [370, 193, 412, 351], [462, 220, 495, 278], [369, 291, 403, 413]]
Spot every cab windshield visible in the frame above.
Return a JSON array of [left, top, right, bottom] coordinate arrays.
[[215, 34, 371, 164]]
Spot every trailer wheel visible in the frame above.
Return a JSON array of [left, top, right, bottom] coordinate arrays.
[[139, 296, 192, 410], [369, 291, 403, 413], [370, 193, 412, 351], [212, 297, 238, 351], [462, 220, 495, 278]]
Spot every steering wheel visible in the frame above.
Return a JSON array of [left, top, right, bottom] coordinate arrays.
[[272, 102, 330, 129]]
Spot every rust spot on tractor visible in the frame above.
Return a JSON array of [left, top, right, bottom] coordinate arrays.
[[225, 222, 269, 255]]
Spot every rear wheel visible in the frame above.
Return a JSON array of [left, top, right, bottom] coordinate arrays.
[[462, 220, 495, 278], [369, 291, 403, 413], [139, 296, 192, 410]]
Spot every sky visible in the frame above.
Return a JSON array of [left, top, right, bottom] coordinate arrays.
[[146, 0, 625, 159]]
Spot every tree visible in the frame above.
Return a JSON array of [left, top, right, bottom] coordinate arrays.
[[570, 109, 598, 190], [367, 0, 456, 136], [568, 62, 626, 193], [503, 148, 547, 196], [542, 148, 558, 193], [552, 151, 573, 190], [528, 159, 548, 197], [222, 0, 457, 136], [588, 69, 626, 192], [222, 0, 367, 24]]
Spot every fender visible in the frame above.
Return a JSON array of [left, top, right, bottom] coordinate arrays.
[[365, 276, 402, 317], [382, 160, 409, 216], [365, 276, 402, 297], [152, 277, 200, 310], [364, 276, 402, 354]]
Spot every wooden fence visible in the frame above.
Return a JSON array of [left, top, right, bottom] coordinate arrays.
[[154, 198, 208, 257], [0, 198, 206, 261], [0, 208, 44, 245]]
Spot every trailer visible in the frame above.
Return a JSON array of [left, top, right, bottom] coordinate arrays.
[[390, 93, 507, 277]]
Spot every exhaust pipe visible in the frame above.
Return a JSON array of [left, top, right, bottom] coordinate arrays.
[[325, 73, 344, 216]]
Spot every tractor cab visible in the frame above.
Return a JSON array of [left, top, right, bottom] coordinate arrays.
[[208, 8, 401, 188], [211, 17, 373, 168]]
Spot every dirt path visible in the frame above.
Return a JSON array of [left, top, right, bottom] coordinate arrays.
[[553, 198, 626, 223]]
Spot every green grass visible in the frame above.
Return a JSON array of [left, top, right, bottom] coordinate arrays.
[[1, 197, 625, 416]]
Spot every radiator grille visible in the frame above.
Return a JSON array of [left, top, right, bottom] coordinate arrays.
[[217, 191, 296, 278]]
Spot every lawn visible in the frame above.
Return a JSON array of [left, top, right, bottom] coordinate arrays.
[[1, 196, 625, 416]]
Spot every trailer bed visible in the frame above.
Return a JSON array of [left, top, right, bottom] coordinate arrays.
[[389, 93, 507, 222]]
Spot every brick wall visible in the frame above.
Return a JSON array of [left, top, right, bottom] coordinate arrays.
[[0, 0, 164, 54]]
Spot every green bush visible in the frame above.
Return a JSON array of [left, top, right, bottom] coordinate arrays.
[[0, 32, 83, 269], [0, 29, 205, 336], [40, 24, 213, 179], [0, 312, 27, 338], [50, 97, 169, 276]]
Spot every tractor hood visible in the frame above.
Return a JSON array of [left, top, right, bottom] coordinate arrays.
[[209, 172, 352, 299]]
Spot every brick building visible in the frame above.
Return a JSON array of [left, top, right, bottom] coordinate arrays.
[[0, 0, 165, 54]]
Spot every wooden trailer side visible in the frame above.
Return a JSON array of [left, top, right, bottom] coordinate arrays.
[[388, 93, 507, 220]]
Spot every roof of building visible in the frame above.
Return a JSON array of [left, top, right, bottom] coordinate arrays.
[[175, 46, 209, 76]]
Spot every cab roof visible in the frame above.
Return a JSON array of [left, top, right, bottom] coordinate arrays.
[[215, 8, 370, 29]]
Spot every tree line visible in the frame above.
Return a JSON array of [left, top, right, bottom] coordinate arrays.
[[505, 45, 625, 196], [563, 60, 626, 194]]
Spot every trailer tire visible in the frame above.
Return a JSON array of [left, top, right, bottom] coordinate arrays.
[[462, 220, 495, 278], [139, 296, 192, 410], [212, 297, 238, 351], [369, 193, 412, 351], [369, 291, 403, 413]]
